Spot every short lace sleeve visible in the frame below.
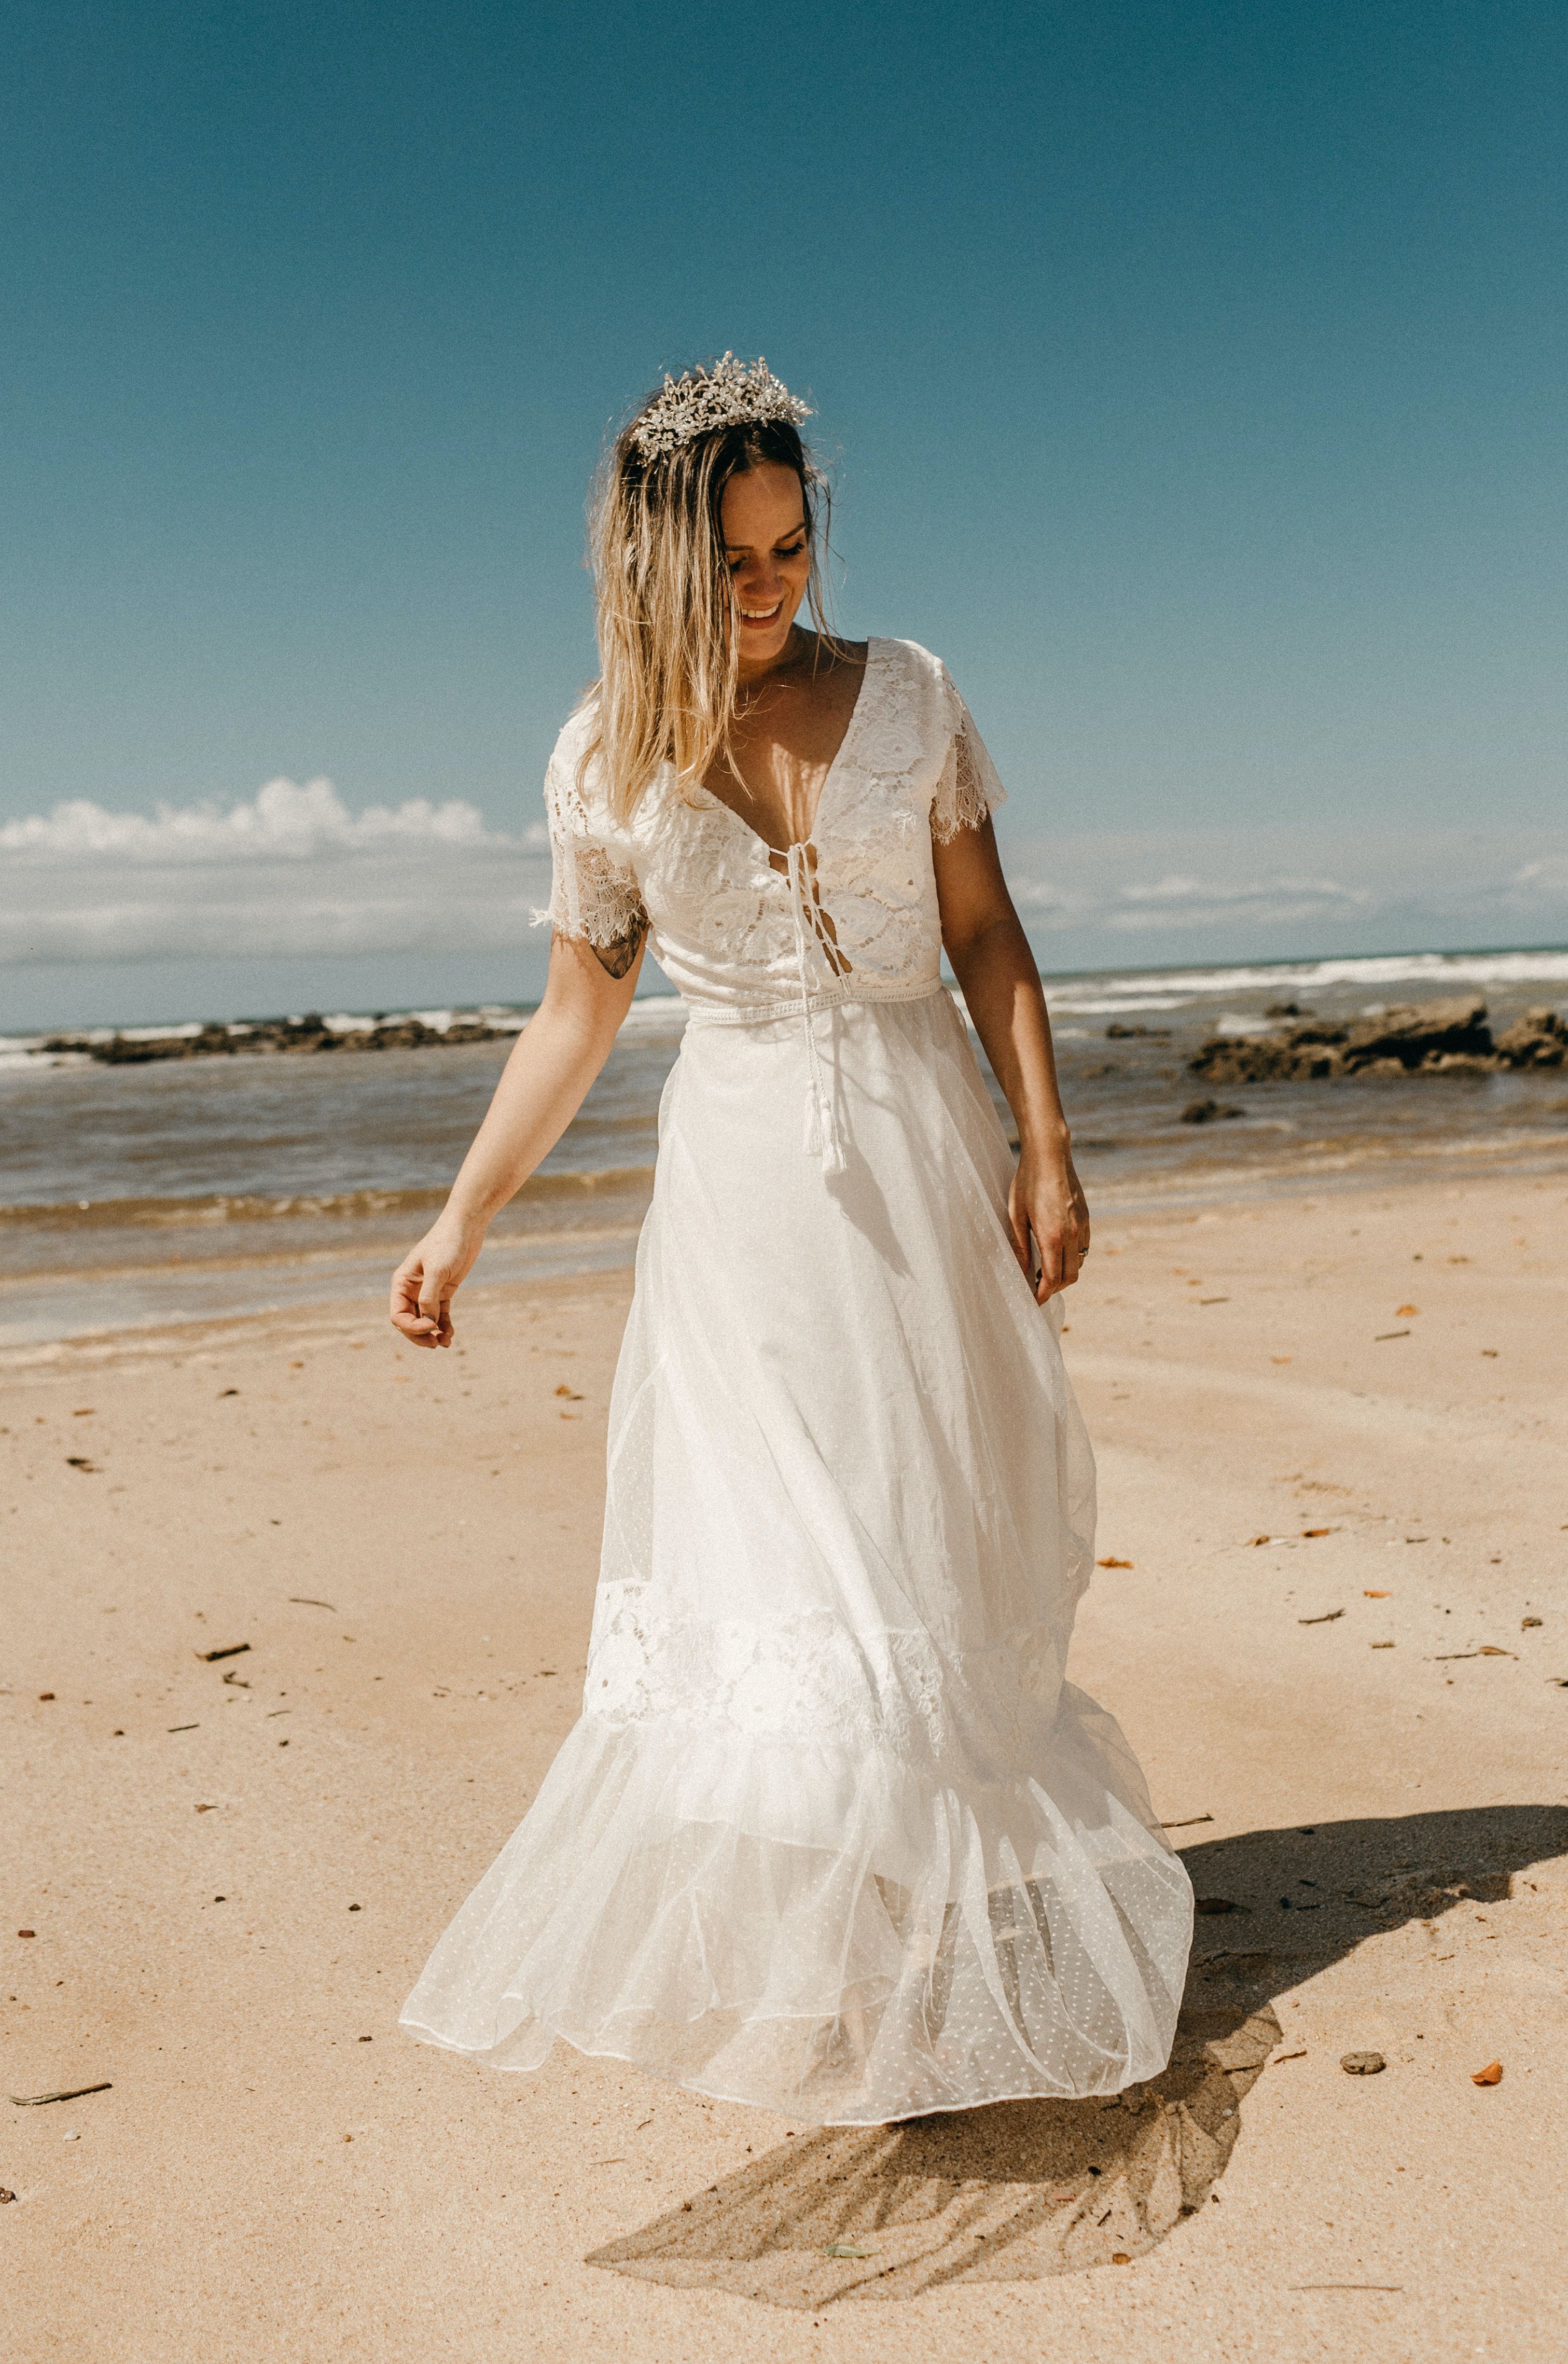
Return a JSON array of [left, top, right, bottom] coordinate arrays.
[[533, 719, 648, 950], [930, 673, 1007, 845]]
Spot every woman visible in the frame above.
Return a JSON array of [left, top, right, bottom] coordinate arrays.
[[395, 356, 1192, 2124]]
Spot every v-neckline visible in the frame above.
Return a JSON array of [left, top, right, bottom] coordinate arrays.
[[688, 637, 880, 865]]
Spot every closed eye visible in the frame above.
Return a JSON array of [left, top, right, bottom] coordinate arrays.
[[725, 540, 808, 569]]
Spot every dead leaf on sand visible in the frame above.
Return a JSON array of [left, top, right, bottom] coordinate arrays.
[[1097, 1556, 1134, 1569], [1395, 1304, 1420, 1317], [1364, 1589, 1391, 1598], [1471, 2061, 1504, 2086]]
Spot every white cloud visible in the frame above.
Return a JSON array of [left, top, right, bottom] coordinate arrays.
[[2, 777, 547, 865], [1118, 872, 1369, 910], [2, 778, 553, 965]]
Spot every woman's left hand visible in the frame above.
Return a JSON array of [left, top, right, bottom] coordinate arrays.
[[1008, 1139, 1091, 1303]]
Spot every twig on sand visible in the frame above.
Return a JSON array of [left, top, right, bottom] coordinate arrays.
[[9, 2083, 113, 2107]]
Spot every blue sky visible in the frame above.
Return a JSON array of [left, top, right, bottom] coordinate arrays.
[[4, 0, 1566, 1026]]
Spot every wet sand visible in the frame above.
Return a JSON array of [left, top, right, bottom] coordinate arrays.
[[3, 1171, 1565, 2360]]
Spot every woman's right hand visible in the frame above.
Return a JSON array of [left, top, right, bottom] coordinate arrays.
[[390, 1215, 487, 1349]]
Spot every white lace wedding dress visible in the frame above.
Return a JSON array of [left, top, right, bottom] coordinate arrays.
[[400, 637, 1193, 2122]]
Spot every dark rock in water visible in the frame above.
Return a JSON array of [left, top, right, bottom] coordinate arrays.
[[1181, 1098, 1246, 1124], [1493, 1006, 1567, 1068], [1190, 996, 1501, 1083], [1105, 1022, 1172, 1039]]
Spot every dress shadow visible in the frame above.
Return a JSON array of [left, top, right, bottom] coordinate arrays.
[[585, 1802, 1567, 2307]]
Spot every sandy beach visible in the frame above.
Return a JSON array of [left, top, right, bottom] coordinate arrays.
[[4, 1168, 1565, 2361]]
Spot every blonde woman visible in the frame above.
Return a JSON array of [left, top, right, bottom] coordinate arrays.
[[395, 358, 1192, 2123]]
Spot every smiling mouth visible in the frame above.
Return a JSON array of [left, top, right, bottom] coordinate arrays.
[[739, 601, 783, 623]]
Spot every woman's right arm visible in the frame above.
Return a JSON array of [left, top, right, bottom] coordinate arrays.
[[389, 927, 645, 1347]]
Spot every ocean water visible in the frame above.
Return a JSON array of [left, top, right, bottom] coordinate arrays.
[[4, 948, 1565, 1348]]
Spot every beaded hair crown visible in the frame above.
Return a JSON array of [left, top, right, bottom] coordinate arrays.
[[629, 353, 812, 461]]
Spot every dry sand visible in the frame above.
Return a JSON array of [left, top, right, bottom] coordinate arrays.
[[3, 1171, 1566, 2361]]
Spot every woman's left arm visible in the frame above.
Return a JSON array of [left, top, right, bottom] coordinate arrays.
[[933, 817, 1089, 1301]]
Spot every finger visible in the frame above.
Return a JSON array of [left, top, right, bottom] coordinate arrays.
[[391, 1256, 441, 1346], [418, 1266, 456, 1348]]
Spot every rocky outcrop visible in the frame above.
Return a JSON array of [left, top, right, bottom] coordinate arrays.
[[50, 1012, 518, 1064], [1189, 997, 1564, 1083], [1492, 1006, 1568, 1068]]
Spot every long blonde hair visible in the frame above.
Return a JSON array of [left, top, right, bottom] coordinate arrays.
[[584, 396, 833, 824]]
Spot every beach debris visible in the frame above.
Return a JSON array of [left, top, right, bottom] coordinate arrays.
[[554, 1384, 584, 1400], [289, 1596, 336, 1609], [1180, 1098, 1244, 1124], [1247, 1535, 1272, 1546], [1372, 1640, 1395, 1648], [1375, 1329, 1410, 1341], [1477, 1646, 1515, 1657], [1270, 1355, 1291, 1364], [1472, 2061, 1504, 2086], [65, 1456, 97, 1471], [1340, 2052, 1386, 2076], [1097, 1555, 1134, 1568], [197, 1643, 249, 1663], [825, 2243, 878, 2259], [221, 1669, 249, 1688], [1365, 1590, 1391, 1597], [73, 1408, 94, 1416], [1523, 1617, 1543, 1629], [167, 1723, 198, 1733], [1194, 1897, 1240, 1915], [1112, 2251, 1132, 2264], [1289, 2283, 1405, 2293], [17, 1930, 34, 1939], [1301, 1527, 1333, 1538], [1395, 1304, 1420, 1318], [195, 1803, 217, 1813], [1299, 1610, 1344, 1625], [8, 2083, 112, 2106], [1481, 1348, 1498, 1357], [1271, 2049, 1307, 2063], [38, 1693, 54, 1702], [1160, 1814, 1213, 1829], [218, 1388, 239, 1397], [0, 2188, 14, 2202]]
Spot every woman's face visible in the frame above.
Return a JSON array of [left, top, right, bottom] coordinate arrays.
[[719, 463, 811, 671]]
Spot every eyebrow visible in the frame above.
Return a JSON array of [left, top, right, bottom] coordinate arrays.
[[721, 527, 808, 551]]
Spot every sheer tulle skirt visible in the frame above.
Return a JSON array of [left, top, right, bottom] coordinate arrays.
[[400, 990, 1193, 2122]]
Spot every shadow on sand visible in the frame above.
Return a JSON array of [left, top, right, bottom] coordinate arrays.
[[587, 1803, 1567, 2307]]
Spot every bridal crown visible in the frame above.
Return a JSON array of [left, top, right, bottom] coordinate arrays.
[[629, 354, 812, 460]]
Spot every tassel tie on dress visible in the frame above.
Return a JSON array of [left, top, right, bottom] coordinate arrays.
[[782, 841, 848, 1175]]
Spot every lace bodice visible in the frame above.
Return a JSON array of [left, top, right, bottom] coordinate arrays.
[[538, 638, 1005, 1014]]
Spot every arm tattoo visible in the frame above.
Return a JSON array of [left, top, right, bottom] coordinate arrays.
[[591, 911, 648, 980]]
